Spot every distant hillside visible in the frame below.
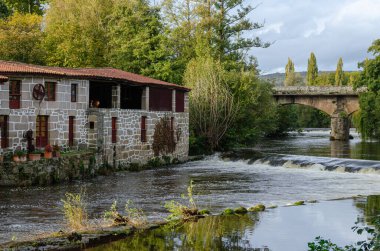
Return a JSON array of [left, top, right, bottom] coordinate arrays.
[[260, 71, 355, 86]]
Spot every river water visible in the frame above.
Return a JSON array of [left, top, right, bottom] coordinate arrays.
[[1, 129, 380, 250]]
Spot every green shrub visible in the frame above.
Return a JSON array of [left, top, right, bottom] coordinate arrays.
[[61, 191, 88, 230], [234, 206, 248, 214], [248, 204, 266, 212], [125, 200, 147, 227], [222, 208, 235, 215]]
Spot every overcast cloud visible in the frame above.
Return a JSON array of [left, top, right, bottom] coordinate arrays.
[[248, 0, 380, 74]]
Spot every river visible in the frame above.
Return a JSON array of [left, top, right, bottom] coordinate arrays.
[[1, 129, 380, 250]]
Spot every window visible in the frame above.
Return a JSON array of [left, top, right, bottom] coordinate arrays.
[[45, 82, 56, 101], [141, 116, 147, 142], [176, 91, 185, 112], [71, 84, 77, 102], [9, 80, 21, 109], [112, 117, 117, 143], [149, 87, 172, 111], [69, 116, 75, 147], [36, 116, 48, 148], [0, 116, 9, 148]]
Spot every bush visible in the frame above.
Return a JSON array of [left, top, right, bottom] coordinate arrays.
[[61, 191, 88, 230]]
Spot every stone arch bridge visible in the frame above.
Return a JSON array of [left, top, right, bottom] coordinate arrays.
[[273, 86, 367, 141]]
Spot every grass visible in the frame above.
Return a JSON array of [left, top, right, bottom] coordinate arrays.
[[61, 191, 88, 231]]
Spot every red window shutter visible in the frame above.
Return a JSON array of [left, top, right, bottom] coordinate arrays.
[[69, 116, 74, 147], [149, 88, 172, 111], [9, 80, 21, 109], [141, 116, 147, 142], [175, 91, 185, 112], [112, 117, 117, 143], [0, 116, 9, 148], [45, 82, 56, 101]]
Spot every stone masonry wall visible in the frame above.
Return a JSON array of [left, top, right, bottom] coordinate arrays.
[[0, 77, 89, 149]]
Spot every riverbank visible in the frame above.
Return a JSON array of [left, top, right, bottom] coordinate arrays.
[[1, 196, 376, 250]]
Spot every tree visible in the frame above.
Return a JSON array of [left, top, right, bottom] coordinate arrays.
[[184, 56, 238, 151], [0, 0, 10, 19], [353, 39, 380, 140], [335, 57, 344, 86], [3, 0, 47, 15], [44, 0, 112, 67], [0, 12, 45, 64], [307, 52, 318, 85], [285, 58, 294, 83], [107, 0, 175, 83]]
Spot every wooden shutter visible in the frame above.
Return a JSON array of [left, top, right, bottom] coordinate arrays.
[[9, 80, 21, 109], [0, 116, 9, 148], [112, 117, 117, 143], [175, 91, 185, 112], [36, 116, 48, 148], [69, 116, 74, 146], [45, 82, 56, 101], [141, 116, 147, 142], [149, 87, 172, 111]]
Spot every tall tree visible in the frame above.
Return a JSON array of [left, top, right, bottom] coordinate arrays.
[[335, 57, 344, 86], [307, 52, 318, 86], [353, 39, 380, 139], [44, 0, 112, 67], [185, 56, 238, 151], [285, 58, 295, 86], [0, 12, 45, 64], [107, 0, 175, 83]]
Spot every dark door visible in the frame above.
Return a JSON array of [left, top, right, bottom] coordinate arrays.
[[36, 116, 48, 148], [9, 80, 21, 109]]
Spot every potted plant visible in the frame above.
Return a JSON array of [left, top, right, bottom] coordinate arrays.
[[44, 144, 53, 159], [53, 144, 61, 158], [28, 145, 42, 161], [14, 147, 26, 162]]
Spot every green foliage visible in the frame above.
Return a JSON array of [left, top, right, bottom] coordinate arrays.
[[222, 208, 235, 215], [0, 12, 45, 64], [248, 204, 265, 212], [307, 52, 319, 86], [165, 180, 199, 221], [234, 207, 248, 214], [103, 201, 119, 223], [285, 58, 300, 86], [335, 57, 344, 86], [124, 200, 147, 227], [61, 191, 88, 230], [146, 157, 163, 168], [44, 0, 111, 67], [3, 0, 47, 15], [353, 39, 380, 140], [0, 0, 10, 19], [185, 56, 238, 151]]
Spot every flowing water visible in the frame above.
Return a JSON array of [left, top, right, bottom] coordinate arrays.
[[1, 129, 380, 250]]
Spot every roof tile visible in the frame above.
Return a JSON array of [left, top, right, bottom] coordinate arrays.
[[0, 61, 189, 91]]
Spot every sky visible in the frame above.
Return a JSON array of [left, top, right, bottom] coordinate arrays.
[[248, 0, 380, 74]]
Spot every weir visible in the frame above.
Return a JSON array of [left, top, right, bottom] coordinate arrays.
[[273, 86, 367, 141]]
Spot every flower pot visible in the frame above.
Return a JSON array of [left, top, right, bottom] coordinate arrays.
[[29, 153, 41, 161], [20, 156, 27, 162], [44, 152, 53, 159], [13, 156, 20, 162]]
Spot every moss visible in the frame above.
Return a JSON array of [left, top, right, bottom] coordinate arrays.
[[127, 163, 141, 172], [146, 157, 162, 168], [162, 156, 171, 165], [199, 209, 210, 215], [234, 207, 248, 214], [293, 201, 305, 206], [222, 208, 235, 215], [248, 204, 266, 212]]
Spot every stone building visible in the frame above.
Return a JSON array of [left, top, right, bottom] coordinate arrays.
[[0, 61, 190, 164]]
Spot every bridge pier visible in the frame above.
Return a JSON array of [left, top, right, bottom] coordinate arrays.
[[330, 113, 350, 141]]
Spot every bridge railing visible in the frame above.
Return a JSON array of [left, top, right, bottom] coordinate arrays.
[[273, 86, 367, 95]]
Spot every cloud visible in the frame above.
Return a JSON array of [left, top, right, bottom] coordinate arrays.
[[248, 0, 380, 73]]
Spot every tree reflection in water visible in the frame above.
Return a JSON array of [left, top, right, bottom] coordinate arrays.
[[87, 213, 266, 251]]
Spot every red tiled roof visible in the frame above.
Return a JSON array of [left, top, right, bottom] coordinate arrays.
[[0, 61, 190, 91], [0, 75, 8, 82]]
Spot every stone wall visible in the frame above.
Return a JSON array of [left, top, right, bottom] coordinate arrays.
[[89, 108, 189, 165], [0, 151, 102, 186], [0, 77, 89, 148]]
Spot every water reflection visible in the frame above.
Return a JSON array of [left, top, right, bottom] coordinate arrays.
[[87, 214, 263, 251], [355, 195, 380, 225]]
